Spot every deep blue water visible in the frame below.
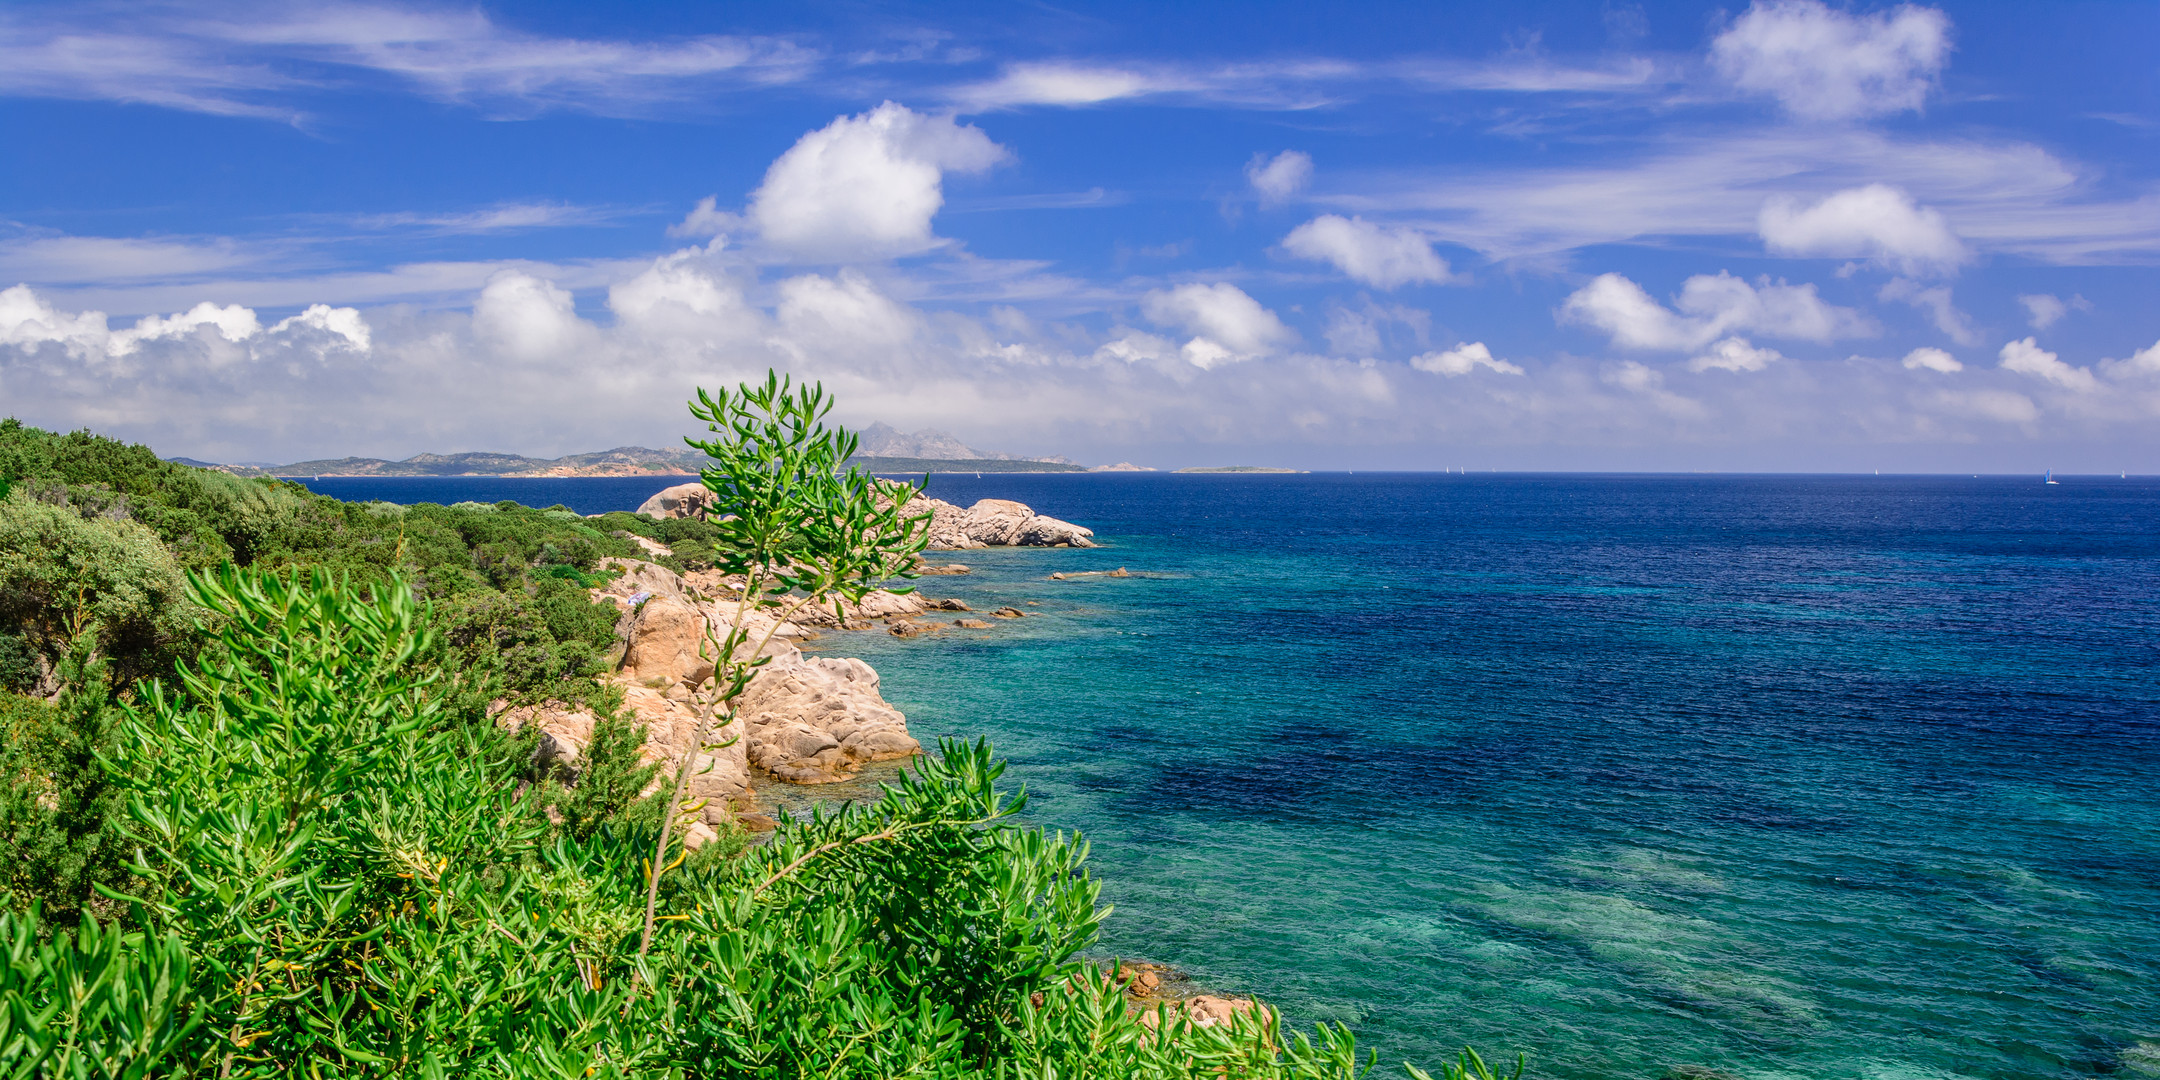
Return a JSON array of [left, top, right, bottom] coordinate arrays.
[[304, 473, 2160, 1080]]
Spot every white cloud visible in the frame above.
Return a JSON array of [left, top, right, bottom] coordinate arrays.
[[606, 251, 763, 349], [0, 284, 367, 363], [0, 233, 262, 285], [2101, 339, 2160, 379], [1709, 0, 1952, 121], [1141, 282, 1293, 368], [0, 284, 113, 357], [1759, 184, 1965, 274], [1879, 277, 1978, 345], [1998, 337, 2098, 392], [1560, 271, 1873, 351], [471, 271, 593, 362], [1410, 342, 1522, 376], [1688, 337, 1782, 373], [744, 102, 1008, 261], [1605, 360, 1664, 393], [950, 63, 1167, 110], [0, 6, 819, 121], [1281, 215, 1451, 289], [774, 271, 922, 359], [1901, 346, 1961, 373], [350, 201, 616, 234], [1247, 151, 1313, 204], [114, 302, 262, 354], [1092, 332, 1179, 366], [2016, 293, 2091, 330], [1333, 129, 2160, 267]]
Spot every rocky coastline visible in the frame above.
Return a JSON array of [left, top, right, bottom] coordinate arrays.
[[503, 483, 1258, 1021]]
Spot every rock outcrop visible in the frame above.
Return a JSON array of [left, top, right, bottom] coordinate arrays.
[[905, 494, 1095, 549], [589, 558, 919, 786], [637, 482, 718, 519]]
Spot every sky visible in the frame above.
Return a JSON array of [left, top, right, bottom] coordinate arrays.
[[1, 0, 2156, 471]]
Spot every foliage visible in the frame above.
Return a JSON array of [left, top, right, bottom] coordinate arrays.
[[0, 490, 198, 691], [632, 374, 932, 953], [0, 693, 128, 926]]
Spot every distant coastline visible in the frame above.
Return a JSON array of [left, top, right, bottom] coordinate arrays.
[[181, 450, 1102, 479]]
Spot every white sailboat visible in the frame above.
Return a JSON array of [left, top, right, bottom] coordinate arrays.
[[2044, 469, 2059, 485]]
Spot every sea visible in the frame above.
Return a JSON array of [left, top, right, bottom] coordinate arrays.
[[297, 473, 2160, 1080]]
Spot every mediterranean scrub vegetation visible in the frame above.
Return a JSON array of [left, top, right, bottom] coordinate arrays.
[[0, 385, 1511, 1077]]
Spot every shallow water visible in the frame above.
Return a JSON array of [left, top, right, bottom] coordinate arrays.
[[311, 473, 2160, 1080]]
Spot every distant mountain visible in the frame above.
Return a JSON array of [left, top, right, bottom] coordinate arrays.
[[262, 446, 708, 477], [854, 422, 1079, 466]]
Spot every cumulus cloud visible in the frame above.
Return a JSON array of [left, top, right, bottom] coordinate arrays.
[[1560, 271, 1873, 351], [0, 284, 366, 362], [1879, 277, 1979, 345], [1901, 346, 1961, 373], [1710, 0, 1952, 121], [2101, 339, 2160, 379], [1281, 215, 1451, 289], [1759, 184, 1965, 274], [682, 102, 1007, 261], [1688, 337, 1782, 373], [2017, 292, 2090, 330], [607, 251, 760, 343], [471, 271, 594, 362], [1998, 337, 2097, 392], [1247, 151, 1313, 204], [1141, 282, 1293, 369], [1410, 342, 1522, 377]]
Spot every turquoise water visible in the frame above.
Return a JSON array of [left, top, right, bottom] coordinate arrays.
[[310, 474, 2160, 1079]]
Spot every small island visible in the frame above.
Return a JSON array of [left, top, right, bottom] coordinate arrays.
[[1173, 465, 1307, 473]]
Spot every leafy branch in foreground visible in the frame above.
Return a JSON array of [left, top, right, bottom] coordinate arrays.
[[636, 373, 931, 955]]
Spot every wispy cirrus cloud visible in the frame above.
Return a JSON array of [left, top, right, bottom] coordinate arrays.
[[0, 3, 819, 121], [342, 201, 632, 234], [943, 51, 1675, 113], [1327, 130, 2160, 265]]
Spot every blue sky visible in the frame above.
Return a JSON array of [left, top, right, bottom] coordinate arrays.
[[1, 0, 2155, 470]]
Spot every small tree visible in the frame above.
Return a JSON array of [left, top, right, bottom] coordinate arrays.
[[637, 372, 930, 953]]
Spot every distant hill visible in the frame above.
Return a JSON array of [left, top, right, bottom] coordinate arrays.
[[846, 456, 1086, 474], [264, 446, 707, 477], [172, 425, 1087, 477], [855, 423, 1077, 466]]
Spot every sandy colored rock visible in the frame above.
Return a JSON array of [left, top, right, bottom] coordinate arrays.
[[924, 597, 971, 611], [594, 558, 918, 788], [734, 653, 920, 783], [885, 488, 1096, 550], [915, 563, 971, 575], [954, 618, 992, 629], [493, 701, 597, 773], [786, 588, 925, 628], [992, 607, 1026, 618], [637, 482, 718, 520]]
